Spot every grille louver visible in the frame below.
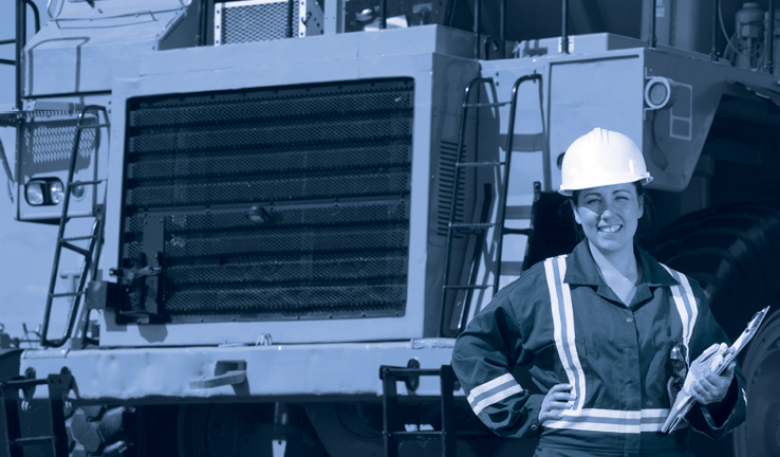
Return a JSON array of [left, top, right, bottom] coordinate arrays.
[[436, 140, 468, 238], [122, 78, 414, 322]]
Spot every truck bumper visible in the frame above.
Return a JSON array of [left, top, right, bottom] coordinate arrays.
[[20, 339, 459, 402]]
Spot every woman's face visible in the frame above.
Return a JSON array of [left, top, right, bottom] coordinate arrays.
[[571, 183, 644, 255]]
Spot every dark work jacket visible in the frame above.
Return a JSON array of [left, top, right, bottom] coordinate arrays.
[[452, 241, 746, 456]]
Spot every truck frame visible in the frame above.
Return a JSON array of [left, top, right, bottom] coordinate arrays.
[[1, 1, 779, 456]]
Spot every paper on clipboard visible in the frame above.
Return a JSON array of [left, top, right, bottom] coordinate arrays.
[[661, 305, 771, 434]]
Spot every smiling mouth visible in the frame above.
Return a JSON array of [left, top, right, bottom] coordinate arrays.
[[598, 225, 622, 233]]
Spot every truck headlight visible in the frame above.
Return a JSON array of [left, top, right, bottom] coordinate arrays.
[[24, 178, 65, 206], [25, 181, 46, 206], [49, 180, 65, 204]]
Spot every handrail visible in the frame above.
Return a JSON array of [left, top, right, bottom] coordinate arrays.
[[493, 73, 543, 296], [439, 76, 494, 336], [6, 0, 41, 107], [15, 0, 26, 110], [648, 0, 657, 48], [25, 0, 40, 33], [49, 7, 183, 22], [473, 0, 481, 58], [711, 0, 720, 62], [561, 0, 569, 54], [768, 0, 776, 74], [500, 0, 506, 55]]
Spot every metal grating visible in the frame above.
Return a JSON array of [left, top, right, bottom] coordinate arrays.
[[21, 119, 97, 165], [220, 0, 299, 44], [122, 78, 414, 322]]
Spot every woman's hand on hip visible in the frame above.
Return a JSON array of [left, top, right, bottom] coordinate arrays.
[[689, 362, 736, 405], [538, 383, 575, 425]]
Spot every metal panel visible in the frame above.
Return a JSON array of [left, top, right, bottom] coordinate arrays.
[[22, 0, 188, 96], [20, 340, 461, 400], [101, 26, 480, 346], [16, 95, 111, 222], [547, 55, 644, 193]]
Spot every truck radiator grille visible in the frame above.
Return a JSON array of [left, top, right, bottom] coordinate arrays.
[[122, 78, 414, 321]]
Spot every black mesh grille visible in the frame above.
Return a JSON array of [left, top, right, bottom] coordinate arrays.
[[122, 78, 413, 321], [221, 0, 300, 44], [127, 168, 410, 208]]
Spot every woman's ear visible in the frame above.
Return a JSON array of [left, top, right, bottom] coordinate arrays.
[[637, 194, 644, 219], [569, 200, 582, 225]]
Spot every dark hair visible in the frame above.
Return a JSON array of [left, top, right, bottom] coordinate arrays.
[[564, 181, 654, 248]]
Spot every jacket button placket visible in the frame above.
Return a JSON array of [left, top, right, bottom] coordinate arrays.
[[623, 310, 641, 454]]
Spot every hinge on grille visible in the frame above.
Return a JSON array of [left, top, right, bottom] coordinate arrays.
[[116, 260, 165, 324], [116, 217, 166, 324]]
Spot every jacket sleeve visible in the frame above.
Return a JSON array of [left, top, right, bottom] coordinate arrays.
[[684, 278, 747, 439], [451, 277, 544, 439]]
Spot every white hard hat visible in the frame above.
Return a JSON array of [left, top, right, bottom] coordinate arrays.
[[558, 128, 653, 196]]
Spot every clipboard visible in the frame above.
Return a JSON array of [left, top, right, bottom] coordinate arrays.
[[661, 305, 771, 434]]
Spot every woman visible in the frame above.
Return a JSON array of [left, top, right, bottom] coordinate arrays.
[[452, 128, 745, 456]]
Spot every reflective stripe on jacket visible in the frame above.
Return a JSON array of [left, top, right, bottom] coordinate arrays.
[[452, 241, 746, 455]]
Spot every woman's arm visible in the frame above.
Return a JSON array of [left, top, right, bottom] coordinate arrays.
[[684, 279, 747, 439], [451, 280, 545, 439]]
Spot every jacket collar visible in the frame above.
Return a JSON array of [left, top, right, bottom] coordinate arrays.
[[563, 239, 679, 288]]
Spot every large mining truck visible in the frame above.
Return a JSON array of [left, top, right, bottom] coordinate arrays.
[[1, 0, 779, 456]]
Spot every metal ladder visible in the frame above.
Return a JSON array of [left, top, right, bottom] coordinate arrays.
[[40, 105, 109, 348], [380, 364, 457, 457], [440, 74, 543, 335], [0, 368, 73, 457]]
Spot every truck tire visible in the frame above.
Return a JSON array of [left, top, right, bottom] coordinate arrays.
[[650, 203, 780, 457], [305, 402, 540, 457], [177, 403, 327, 457]]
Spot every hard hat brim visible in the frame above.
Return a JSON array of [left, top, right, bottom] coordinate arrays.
[[558, 175, 653, 197]]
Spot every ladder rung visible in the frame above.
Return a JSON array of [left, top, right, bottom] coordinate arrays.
[[443, 285, 492, 290], [1, 378, 48, 389], [456, 161, 505, 168], [68, 179, 104, 186], [77, 123, 110, 130], [502, 227, 532, 236], [500, 261, 524, 276], [450, 223, 495, 231], [60, 241, 90, 256], [463, 101, 511, 108], [392, 431, 444, 440], [505, 205, 532, 220], [50, 291, 86, 298], [382, 368, 442, 377], [61, 235, 97, 242], [13, 436, 54, 446]]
